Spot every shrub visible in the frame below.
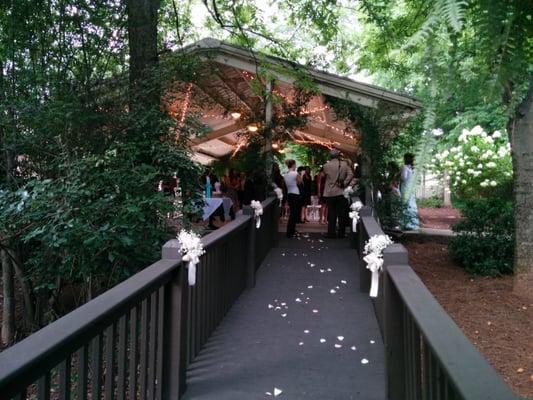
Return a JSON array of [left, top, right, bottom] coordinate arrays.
[[433, 125, 512, 199], [449, 198, 514, 276], [417, 196, 444, 208]]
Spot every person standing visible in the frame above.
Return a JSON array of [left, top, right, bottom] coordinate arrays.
[[400, 153, 420, 230], [315, 167, 328, 224], [283, 159, 302, 238], [322, 150, 354, 238]]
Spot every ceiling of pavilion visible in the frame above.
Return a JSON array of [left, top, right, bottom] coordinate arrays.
[[166, 38, 422, 164]]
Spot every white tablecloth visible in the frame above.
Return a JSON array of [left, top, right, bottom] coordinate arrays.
[[202, 197, 233, 220]]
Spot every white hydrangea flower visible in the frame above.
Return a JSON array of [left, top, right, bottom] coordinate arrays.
[[477, 163, 483, 169], [486, 161, 496, 168], [432, 128, 444, 136], [484, 136, 494, 144], [480, 181, 489, 187], [471, 125, 484, 136], [470, 145, 480, 153], [462, 179, 467, 184], [490, 180, 497, 187], [492, 130, 502, 139], [467, 168, 475, 174]]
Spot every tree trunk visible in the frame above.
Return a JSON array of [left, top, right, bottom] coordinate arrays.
[[509, 79, 533, 298], [127, 0, 160, 114], [1, 249, 15, 345]]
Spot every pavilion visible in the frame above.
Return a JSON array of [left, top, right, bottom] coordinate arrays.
[[165, 38, 422, 165]]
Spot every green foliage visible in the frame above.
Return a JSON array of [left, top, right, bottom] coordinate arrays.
[[283, 142, 329, 173], [417, 197, 444, 208], [449, 198, 514, 276]]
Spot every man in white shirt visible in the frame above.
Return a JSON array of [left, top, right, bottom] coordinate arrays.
[[283, 159, 302, 238]]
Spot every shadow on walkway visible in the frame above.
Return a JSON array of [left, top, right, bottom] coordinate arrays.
[[183, 233, 386, 400]]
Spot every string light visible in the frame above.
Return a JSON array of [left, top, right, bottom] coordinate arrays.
[[231, 136, 248, 158], [231, 111, 242, 119], [179, 83, 193, 124]]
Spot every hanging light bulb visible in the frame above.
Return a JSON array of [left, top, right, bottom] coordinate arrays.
[[231, 111, 241, 119], [272, 142, 279, 149], [247, 124, 258, 132]]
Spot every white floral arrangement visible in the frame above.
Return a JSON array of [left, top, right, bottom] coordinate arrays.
[[343, 186, 354, 199], [349, 201, 363, 232], [363, 234, 393, 298], [433, 125, 512, 196], [273, 187, 283, 202], [250, 200, 263, 228], [177, 230, 205, 286]]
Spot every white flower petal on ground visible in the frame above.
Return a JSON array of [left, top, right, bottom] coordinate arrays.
[[337, 336, 344, 341], [327, 268, 332, 272], [334, 344, 342, 349], [281, 302, 286, 306], [299, 342, 304, 346], [304, 330, 310, 334], [281, 314, 287, 318], [312, 309, 319, 313], [361, 358, 369, 364], [307, 285, 313, 289], [275, 307, 281, 310], [274, 388, 283, 397], [266, 392, 272, 396], [295, 298, 302, 303], [370, 340, 375, 344], [330, 289, 336, 294], [320, 269, 325, 273], [320, 338, 326, 343], [351, 346, 357, 351], [341, 280, 347, 284]]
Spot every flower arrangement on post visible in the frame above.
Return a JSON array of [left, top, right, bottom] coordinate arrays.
[[349, 200, 363, 232], [343, 185, 354, 199], [250, 200, 263, 228], [363, 234, 393, 297], [177, 230, 205, 286]]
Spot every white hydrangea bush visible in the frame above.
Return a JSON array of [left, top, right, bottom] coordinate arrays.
[[433, 125, 512, 198]]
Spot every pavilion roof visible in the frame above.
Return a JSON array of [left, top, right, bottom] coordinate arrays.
[[168, 38, 422, 163]]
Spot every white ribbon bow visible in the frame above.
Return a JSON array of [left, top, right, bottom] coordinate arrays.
[[363, 252, 384, 298], [182, 253, 200, 286], [251, 200, 263, 229]]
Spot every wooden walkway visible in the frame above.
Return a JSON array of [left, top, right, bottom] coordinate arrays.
[[182, 234, 386, 400]]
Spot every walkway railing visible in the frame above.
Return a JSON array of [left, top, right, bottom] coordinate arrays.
[[0, 197, 279, 400], [355, 204, 518, 400]]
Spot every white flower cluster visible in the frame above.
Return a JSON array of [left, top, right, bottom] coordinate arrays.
[[349, 201, 363, 231], [364, 234, 393, 256], [177, 230, 205, 286], [363, 234, 393, 298], [251, 200, 263, 228], [433, 125, 512, 195], [343, 186, 354, 199], [273, 187, 283, 201]]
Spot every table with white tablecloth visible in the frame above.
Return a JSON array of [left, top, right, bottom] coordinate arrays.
[[202, 197, 233, 221]]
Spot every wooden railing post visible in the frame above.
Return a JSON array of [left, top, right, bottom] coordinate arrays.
[[382, 247, 409, 400], [383, 265, 406, 400], [242, 206, 256, 288], [161, 240, 189, 398]]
